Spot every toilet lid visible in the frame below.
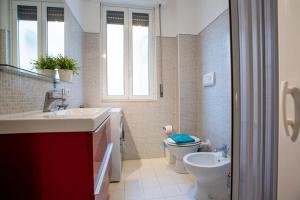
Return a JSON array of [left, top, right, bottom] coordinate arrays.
[[166, 135, 201, 146]]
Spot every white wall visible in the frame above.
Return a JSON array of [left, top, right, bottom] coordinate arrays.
[[0, 0, 10, 30], [176, 0, 200, 35], [195, 0, 228, 34], [278, 0, 300, 199], [65, 0, 100, 33], [65, 0, 228, 36]]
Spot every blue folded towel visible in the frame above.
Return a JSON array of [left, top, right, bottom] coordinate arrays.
[[169, 134, 195, 144]]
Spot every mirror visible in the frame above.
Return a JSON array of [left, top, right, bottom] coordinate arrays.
[[0, 0, 64, 80]]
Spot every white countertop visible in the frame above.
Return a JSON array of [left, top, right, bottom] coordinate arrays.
[[0, 108, 111, 134]]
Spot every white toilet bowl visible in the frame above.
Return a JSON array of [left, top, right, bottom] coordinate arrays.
[[165, 136, 201, 173], [183, 152, 231, 200]]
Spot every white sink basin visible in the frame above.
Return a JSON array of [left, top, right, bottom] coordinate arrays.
[[0, 108, 111, 134]]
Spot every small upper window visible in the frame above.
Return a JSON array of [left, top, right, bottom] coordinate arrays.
[[102, 6, 155, 100]]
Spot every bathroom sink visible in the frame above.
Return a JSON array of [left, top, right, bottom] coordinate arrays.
[[0, 108, 111, 134]]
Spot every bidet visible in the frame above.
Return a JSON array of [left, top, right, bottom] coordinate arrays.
[[183, 152, 231, 200]]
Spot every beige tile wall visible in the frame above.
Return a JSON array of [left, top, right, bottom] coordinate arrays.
[[0, 71, 53, 114], [177, 34, 199, 135], [196, 9, 231, 149], [83, 35, 178, 159]]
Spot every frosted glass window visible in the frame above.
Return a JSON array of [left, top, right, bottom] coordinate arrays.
[[47, 7, 64, 56], [18, 20, 38, 70], [47, 21, 64, 56], [17, 5, 38, 71], [132, 26, 149, 95], [107, 24, 124, 95]]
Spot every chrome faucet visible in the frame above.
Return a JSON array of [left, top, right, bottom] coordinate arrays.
[[43, 89, 68, 112], [215, 144, 229, 158]]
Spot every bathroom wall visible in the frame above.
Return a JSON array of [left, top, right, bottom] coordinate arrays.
[[63, 4, 84, 108], [0, 3, 84, 114], [196, 10, 231, 148], [177, 34, 199, 135], [83, 34, 178, 159]]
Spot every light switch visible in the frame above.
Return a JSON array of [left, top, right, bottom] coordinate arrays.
[[203, 72, 215, 87]]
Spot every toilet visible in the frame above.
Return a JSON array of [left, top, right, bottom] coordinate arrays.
[[165, 135, 205, 173], [183, 152, 231, 200]]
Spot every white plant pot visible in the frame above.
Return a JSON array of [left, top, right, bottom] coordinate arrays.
[[58, 69, 73, 82], [37, 69, 56, 78]]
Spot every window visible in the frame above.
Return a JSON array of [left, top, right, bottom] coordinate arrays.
[[102, 6, 155, 100], [15, 4, 40, 71], [46, 7, 64, 57], [12, 1, 64, 70]]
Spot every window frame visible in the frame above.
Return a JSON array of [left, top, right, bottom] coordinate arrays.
[[101, 5, 156, 101], [11, 1, 64, 68]]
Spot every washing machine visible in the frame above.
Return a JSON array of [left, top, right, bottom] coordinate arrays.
[[110, 108, 124, 182]]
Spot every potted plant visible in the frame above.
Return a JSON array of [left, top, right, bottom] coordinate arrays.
[[32, 56, 57, 78], [56, 55, 79, 82]]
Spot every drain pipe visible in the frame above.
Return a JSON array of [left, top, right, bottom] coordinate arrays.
[[159, 3, 164, 98]]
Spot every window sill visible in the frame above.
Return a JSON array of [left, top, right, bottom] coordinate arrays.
[[101, 98, 158, 103]]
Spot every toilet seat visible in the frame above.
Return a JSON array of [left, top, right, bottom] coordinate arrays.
[[165, 136, 201, 147]]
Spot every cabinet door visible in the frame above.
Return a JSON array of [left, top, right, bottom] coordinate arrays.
[[92, 118, 113, 200], [0, 132, 91, 200]]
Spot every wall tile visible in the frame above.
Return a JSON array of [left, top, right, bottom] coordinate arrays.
[[196, 9, 231, 149]]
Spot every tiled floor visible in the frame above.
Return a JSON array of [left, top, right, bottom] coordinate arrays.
[[109, 158, 196, 200]]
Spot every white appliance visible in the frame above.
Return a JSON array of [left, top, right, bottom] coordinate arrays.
[[110, 108, 124, 182]]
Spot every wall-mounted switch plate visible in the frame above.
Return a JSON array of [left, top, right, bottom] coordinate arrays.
[[203, 72, 215, 87]]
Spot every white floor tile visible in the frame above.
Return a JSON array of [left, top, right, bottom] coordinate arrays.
[[109, 189, 125, 200], [141, 176, 160, 188], [177, 183, 194, 195], [158, 175, 177, 186], [143, 186, 164, 199], [109, 158, 197, 200], [161, 185, 183, 197]]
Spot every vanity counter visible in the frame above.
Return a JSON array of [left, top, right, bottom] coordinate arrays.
[[0, 108, 111, 134]]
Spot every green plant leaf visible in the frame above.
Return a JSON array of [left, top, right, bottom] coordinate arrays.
[[56, 54, 79, 75], [31, 56, 57, 70]]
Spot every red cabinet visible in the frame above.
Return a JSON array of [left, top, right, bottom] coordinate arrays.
[[0, 117, 112, 200]]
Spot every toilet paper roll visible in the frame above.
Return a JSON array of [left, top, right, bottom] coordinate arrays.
[[163, 125, 173, 134]]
